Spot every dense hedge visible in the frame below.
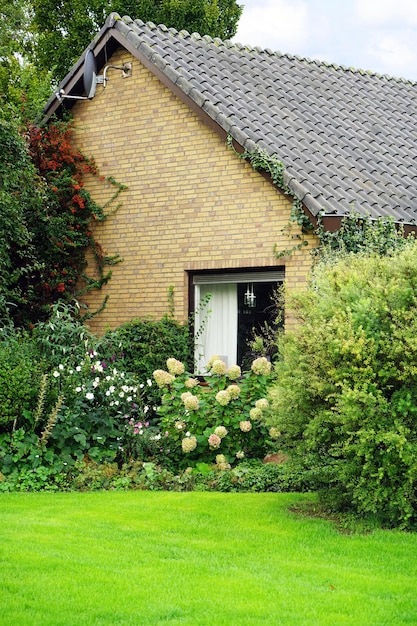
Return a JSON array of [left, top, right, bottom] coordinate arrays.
[[97, 315, 193, 416], [268, 241, 417, 529]]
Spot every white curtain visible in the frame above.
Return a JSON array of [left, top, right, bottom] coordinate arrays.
[[194, 283, 237, 374]]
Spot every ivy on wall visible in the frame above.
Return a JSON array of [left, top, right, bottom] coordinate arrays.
[[27, 119, 127, 322], [226, 136, 313, 258], [0, 117, 126, 327]]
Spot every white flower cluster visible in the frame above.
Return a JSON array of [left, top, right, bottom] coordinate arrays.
[[153, 369, 175, 388], [251, 357, 272, 376], [182, 435, 197, 453], [215, 454, 231, 471], [166, 358, 185, 376], [226, 365, 241, 380], [181, 391, 199, 411], [250, 397, 269, 421], [56, 352, 140, 409], [227, 384, 241, 399], [215, 389, 231, 406], [214, 425, 228, 439]]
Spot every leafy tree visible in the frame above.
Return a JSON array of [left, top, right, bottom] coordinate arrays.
[[32, 0, 243, 81], [268, 240, 417, 529], [0, 0, 52, 122], [0, 115, 42, 324], [0, 0, 30, 59]]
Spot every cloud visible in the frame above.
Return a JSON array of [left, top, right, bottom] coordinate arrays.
[[234, 0, 417, 80], [354, 0, 417, 25], [365, 31, 417, 77], [234, 0, 309, 51], [353, 0, 417, 77]]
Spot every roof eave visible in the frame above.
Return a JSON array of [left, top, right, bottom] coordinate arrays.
[[40, 14, 417, 234], [41, 13, 121, 122]]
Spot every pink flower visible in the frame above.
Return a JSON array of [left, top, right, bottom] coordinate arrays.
[[208, 433, 221, 449]]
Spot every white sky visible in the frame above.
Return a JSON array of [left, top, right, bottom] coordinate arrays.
[[234, 0, 417, 81]]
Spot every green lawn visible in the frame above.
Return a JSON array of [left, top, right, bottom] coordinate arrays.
[[0, 492, 416, 625]]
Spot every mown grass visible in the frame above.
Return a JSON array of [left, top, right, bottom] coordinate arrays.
[[0, 492, 416, 625]]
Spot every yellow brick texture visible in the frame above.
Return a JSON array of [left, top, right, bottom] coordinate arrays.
[[71, 48, 318, 333]]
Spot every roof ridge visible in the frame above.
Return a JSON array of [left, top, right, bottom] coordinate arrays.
[[43, 12, 417, 225], [115, 13, 416, 85]]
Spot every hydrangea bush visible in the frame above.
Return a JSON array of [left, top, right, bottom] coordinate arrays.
[[0, 343, 276, 482], [153, 355, 275, 470]]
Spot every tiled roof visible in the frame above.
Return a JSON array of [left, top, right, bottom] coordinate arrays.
[[45, 13, 417, 224]]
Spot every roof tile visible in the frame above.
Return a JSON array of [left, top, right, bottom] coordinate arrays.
[[47, 12, 417, 225]]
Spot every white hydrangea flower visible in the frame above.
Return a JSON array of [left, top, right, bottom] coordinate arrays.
[[255, 398, 269, 410], [214, 426, 228, 439], [166, 358, 185, 375]]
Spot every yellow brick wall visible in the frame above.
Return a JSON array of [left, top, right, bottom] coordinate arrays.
[[71, 48, 318, 333]]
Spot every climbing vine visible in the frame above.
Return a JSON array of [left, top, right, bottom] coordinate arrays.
[[25, 120, 127, 322], [226, 136, 313, 258], [313, 211, 411, 258], [2, 118, 126, 326]]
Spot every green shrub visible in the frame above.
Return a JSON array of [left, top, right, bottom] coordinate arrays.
[[0, 457, 316, 493], [97, 315, 193, 418], [0, 463, 70, 492], [32, 301, 94, 368], [269, 242, 417, 529], [0, 327, 45, 430], [0, 309, 194, 479], [47, 348, 150, 465], [0, 344, 152, 476]]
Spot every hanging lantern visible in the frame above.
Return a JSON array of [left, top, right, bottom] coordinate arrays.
[[244, 283, 256, 308]]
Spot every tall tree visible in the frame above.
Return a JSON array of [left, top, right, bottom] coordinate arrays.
[[0, 0, 52, 122], [0, 114, 41, 325], [32, 0, 243, 81]]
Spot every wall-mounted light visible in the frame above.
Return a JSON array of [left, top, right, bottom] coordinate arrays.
[[244, 284, 257, 308]]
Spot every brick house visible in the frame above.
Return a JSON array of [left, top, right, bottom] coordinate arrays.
[[42, 13, 417, 370]]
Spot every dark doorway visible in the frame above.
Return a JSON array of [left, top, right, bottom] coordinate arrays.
[[237, 282, 281, 367]]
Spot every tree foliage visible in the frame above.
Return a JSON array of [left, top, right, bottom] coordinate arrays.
[[0, 115, 42, 323], [0, 0, 52, 122], [32, 0, 242, 81], [268, 240, 417, 529]]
